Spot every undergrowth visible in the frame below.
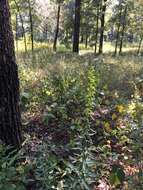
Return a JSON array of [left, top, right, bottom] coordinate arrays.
[[0, 51, 143, 189]]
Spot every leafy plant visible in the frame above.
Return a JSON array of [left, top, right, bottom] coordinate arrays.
[[0, 145, 31, 190]]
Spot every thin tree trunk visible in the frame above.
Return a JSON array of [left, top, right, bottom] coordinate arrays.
[[114, 26, 120, 55], [15, 14, 19, 52], [99, 0, 107, 54], [14, 0, 27, 53], [53, 3, 61, 52], [114, 5, 122, 55], [0, 0, 22, 148], [95, 4, 99, 54], [28, 0, 34, 51], [73, 0, 81, 53], [85, 34, 88, 48], [119, 5, 127, 55], [137, 37, 143, 55], [80, 34, 84, 43]]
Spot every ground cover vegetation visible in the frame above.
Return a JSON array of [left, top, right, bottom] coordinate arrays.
[[0, 0, 143, 189]]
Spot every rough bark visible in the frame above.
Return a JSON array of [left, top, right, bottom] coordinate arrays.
[[73, 0, 81, 53], [53, 3, 61, 52], [99, 0, 107, 54], [0, 0, 22, 147]]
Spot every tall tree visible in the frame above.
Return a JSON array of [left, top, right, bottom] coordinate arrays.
[[114, 4, 123, 55], [53, 0, 62, 51], [28, 0, 34, 51], [15, 14, 19, 52], [73, 0, 81, 53], [99, 0, 107, 54], [0, 0, 22, 147], [119, 5, 127, 54], [13, 0, 27, 53]]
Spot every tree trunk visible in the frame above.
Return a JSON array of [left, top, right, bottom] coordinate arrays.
[[0, 0, 22, 148], [95, 4, 99, 54], [99, 0, 107, 54], [14, 0, 27, 53], [28, 0, 34, 51], [114, 25, 120, 55], [53, 3, 61, 52], [73, 0, 81, 53], [114, 5, 122, 55], [80, 34, 84, 43], [137, 37, 143, 55], [15, 14, 19, 52], [85, 34, 88, 48], [119, 5, 127, 55]]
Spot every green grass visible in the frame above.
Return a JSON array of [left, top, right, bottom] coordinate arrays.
[[17, 43, 143, 99]]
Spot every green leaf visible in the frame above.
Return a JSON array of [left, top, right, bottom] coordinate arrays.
[[110, 173, 121, 186], [109, 165, 125, 187]]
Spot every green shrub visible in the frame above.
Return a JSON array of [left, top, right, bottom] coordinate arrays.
[[0, 145, 31, 190]]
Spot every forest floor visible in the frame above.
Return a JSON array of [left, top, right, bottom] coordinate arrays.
[[12, 45, 143, 189]]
